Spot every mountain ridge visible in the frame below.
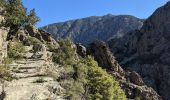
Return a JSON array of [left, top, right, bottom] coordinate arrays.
[[42, 14, 144, 45]]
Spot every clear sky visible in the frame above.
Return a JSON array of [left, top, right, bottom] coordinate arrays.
[[22, 0, 167, 27]]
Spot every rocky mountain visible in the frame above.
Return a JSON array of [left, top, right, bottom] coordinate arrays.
[[87, 41, 161, 100], [108, 1, 170, 100], [42, 14, 143, 45], [3, 0, 170, 99], [0, 3, 161, 100]]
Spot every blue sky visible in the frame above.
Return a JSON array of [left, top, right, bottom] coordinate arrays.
[[23, 0, 167, 27]]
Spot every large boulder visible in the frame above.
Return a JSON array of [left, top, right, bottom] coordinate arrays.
[[32, 44, 48, 60], [76, 43, 86, 58], [128, 71, 144, 86]]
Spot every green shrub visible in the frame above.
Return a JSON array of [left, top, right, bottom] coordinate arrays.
[[8, 40, 25, 59], [2, 57, 13, 64], [0, 63, 13, 81], [52, 39, 76, 65], [135, 96, 141, 100], [84, 56, 126, 100], [0, 57, 13, 81], [47, 44, 59, 52], [25, 36, 42, 46]]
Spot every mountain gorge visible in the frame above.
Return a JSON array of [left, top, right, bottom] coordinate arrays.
[[108, 1, 170, 100], [43, 14, 143, 45]]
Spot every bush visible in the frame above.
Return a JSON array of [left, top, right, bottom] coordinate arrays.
[[25, 36, 42, 46], [52, 39, 76, 65], [2, 57, 13, 64], [0, 57, 13, 81], [8, 40, 25, 59], [84, 56, 126, 100], [47, 44, 59, 52], [0, 65, 11, 80]]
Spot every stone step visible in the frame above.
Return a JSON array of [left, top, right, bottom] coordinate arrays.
[[12, 69, 28, 73], [15, 60, 45, 64], [12, 68, 38, 74], [13, 72, 47, 79], [18, 66, 37, 70]]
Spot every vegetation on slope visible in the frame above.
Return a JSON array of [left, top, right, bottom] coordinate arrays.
[[52, 39, 126, 100], [7, 40, 25, 59]]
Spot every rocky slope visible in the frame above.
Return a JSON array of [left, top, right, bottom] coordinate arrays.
[[0, 24, 64, 100], [85, 41, 161, 100], [108, 1, 170, 100], [42, 14, 143, 45], [0, 6, 64, 99]]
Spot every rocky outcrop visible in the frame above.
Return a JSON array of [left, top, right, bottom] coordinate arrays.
[[108, 1, 170, 100], [25, 25, 57, 45], [76, 43, 86, 58], [88, 41, 124, 76], [43, 14, 143, 46], [0, 8, 9, 63], [128, 71, 144, 86], [88, 41, 161, 100]]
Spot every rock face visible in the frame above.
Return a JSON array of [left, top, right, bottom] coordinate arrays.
[[88, 41, 124, 76], [128, 71, 144, 86], [108, 1, 170, 100], [42, 14, 143, 46], [0, 8, 9, 63], [88, 41, 161, 100], [76, 43, 86, 58], [25, 25, 57, 45]]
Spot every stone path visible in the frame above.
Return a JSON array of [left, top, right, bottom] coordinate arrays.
[[2, 59, 64, 100]]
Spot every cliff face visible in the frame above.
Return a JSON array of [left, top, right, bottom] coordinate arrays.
[[108, 1, 170, 100], [85, 41, 161, 100], [0, 8, 9, 63], [42, 14, 143, 45]]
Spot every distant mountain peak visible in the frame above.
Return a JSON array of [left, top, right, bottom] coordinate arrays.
[[42, 14, 143, 46]]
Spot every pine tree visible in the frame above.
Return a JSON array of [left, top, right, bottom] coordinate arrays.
[[27, 9, 40, 25], [5, 0, 27, 28], [2, 0, 39, 38]]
